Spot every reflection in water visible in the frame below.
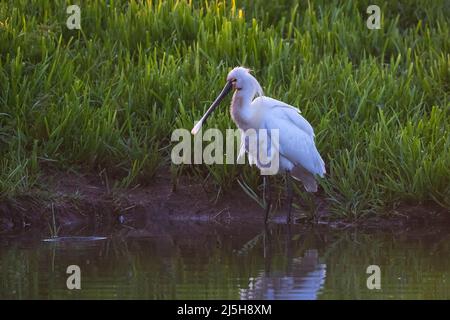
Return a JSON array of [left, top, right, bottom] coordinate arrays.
[[0, 220, 449, 299], [240, 249, 326, 300], [241, 226, 326, 300]]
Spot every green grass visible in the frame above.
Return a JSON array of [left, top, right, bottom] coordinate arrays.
[[0, 0, 449, 218]]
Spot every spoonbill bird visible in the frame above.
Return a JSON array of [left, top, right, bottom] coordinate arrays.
[[191, 67, 325, 223]]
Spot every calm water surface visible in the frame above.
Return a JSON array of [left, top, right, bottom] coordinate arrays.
[[0, 220, 449, 299]]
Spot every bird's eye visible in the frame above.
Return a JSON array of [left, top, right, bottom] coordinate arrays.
[[231, 79, 237, 83]]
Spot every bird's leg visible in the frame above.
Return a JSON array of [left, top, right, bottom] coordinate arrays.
[[263, 224, 272, 274], [285, 223, 293, 273], [263, 175, 271, 224], [286, 171, 293, 224]]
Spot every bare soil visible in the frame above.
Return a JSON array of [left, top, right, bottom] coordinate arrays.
[[0, 168, 448, 234]]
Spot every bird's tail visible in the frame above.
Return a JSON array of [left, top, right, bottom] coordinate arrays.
[[291, 165, 318, 193]]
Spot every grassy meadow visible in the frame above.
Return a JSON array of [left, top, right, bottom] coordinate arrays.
[[0, 0, 449, 219]]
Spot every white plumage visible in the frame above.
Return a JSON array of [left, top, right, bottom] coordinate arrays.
[[228, 67, 325, 192]]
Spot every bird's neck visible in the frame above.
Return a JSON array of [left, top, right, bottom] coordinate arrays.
[[230, 89, 254, 130]]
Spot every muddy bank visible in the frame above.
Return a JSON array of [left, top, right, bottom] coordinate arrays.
[[0, 169, 264, 233], [0, 169, 448, 234]]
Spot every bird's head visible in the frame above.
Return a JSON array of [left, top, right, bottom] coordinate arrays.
[[226, 67, 263, 96], [191, 67, 263, 135]]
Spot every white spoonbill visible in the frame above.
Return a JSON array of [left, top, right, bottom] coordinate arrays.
[[191, 67, 326, 223]]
